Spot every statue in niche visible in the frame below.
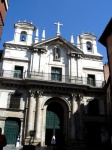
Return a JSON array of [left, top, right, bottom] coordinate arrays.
[[53, 46, 60, 61]]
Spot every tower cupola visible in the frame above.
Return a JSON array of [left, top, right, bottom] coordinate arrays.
[[14, 21, 36, 45], [77, 33, 98, 55]]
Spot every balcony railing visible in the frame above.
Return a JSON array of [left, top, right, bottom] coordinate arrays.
[[0, 70, 105, 88]]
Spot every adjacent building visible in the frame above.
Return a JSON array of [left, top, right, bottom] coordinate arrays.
[[0, 21, 107, 148], [0, 0, 9, 39], [99, 18, 112, 147]]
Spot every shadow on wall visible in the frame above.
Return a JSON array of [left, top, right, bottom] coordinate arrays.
[[72, 96, 108, 149]]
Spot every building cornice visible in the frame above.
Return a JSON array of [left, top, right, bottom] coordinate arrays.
[[82, 54, 103, 61], [99, 18, 112, 46], [2, 57, 30, 62], [83, 67, 103, 72], [0, 77, 105, 95], [4, 43, 31, 50]]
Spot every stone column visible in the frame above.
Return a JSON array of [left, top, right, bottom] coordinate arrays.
[[27, 90, 35, 135], [74, 94, 84, 142], [78, 94, 83, 141], [35, 91, 43, 140], [71, 94, 77, 140]]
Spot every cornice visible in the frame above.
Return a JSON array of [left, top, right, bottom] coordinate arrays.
[[0, 77, 105, 95], [4, 43, 47, 54], [4, 43, 31, 50], [2, 57, 30, 62], [0, 108, 24, 112], [82, 54, 103, 61], [69, 53, 82, 58], [83, 67, 103, 72]]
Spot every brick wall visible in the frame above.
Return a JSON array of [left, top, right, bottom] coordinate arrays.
[[103, 63, 109, 82], [106, 35, 112, 81], [0, 0, 7, 39]]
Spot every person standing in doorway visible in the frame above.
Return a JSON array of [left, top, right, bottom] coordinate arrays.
[[16, 134, 20, 148], [0, 128, 7, 150], [51, 135, 56, 147]]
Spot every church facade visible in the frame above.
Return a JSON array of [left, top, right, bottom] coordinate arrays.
[[0, 21, 107, 147]]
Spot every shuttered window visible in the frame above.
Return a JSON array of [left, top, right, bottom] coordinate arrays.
[[9, 94, 21, 109]]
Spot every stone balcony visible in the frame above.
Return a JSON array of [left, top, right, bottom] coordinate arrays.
[[0, 70, 105, 88]]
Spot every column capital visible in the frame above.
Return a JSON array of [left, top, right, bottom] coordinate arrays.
[[71, 93, 83, 101], [29, 90, 36, 97], [71, 93, 78, 101], [78, 94, 83, 101], [36, 91, 43, 98]]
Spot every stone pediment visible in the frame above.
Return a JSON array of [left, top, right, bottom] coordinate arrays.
[[32, 36, 83, 55]]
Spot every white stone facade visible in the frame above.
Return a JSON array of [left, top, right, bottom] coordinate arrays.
[[0, 21, 107, 147]]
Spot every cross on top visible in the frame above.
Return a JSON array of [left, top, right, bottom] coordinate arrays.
[[54, 22, 63, 36]]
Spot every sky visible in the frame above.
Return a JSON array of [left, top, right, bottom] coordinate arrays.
[[0, 0, 112, 63]]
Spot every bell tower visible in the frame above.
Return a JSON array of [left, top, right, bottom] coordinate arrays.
[[77, 33, 98, 55], [13, 21, 36, 45]]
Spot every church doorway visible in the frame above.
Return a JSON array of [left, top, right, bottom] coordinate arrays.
[[4, 117, 21, 144], [45, 102, 64, 146]]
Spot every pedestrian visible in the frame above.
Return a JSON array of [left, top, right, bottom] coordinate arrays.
[[0, 127, 7, 150], [51, 135, 56, 147], [16, 134, 20, 148]]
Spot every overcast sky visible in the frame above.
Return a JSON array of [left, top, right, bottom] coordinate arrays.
[[1, 0, 112, 63]]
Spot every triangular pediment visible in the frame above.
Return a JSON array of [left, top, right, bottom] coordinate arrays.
[[32, 36, 83, 54]]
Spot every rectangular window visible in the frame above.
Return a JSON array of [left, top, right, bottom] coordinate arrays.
[[14, 66, 23, 78], [51, 67, 62, 81], [87, 74, 95, 86], [9, 93, 21, 109]]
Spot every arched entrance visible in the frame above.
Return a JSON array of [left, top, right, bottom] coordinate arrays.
[[4, 117, 21, 144], [45, 102, 64, 146]]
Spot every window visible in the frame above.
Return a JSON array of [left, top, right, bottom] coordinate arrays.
[[20, 31, 27, 41], [86, 42, 92, 51], [53, 46, 61, 61], [51, 67, 62, 81], [9, 93, 21, 109], [87, 74, 95, 86], [14, 66, 23, 78]]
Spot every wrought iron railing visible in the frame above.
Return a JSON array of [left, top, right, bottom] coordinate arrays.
[[0, 70, 105, 87]]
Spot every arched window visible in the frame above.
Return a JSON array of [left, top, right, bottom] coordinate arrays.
[[20, 31, 27, 41], [86, 42, 92, 51], [53, 46, 61, 61]]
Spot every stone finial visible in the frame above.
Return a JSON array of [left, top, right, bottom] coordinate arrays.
[[42, 28, 45, 41], [71, 33, 74, 45], [77, 35, 80, 49], [34, 28, 39, 43]]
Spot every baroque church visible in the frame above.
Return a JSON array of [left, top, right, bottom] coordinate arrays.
[[0, 21, 107, 147]]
